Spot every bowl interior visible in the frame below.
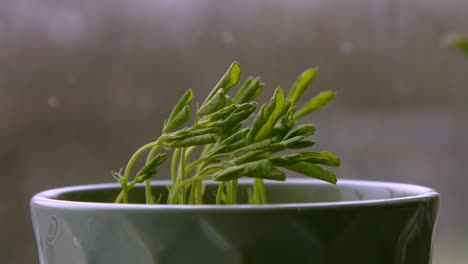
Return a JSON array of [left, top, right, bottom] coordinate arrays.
[[42, 179, 436, 205]]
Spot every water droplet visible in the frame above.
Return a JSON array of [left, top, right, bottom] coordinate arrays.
[[47, 96, 60, 108], [338, 40, 354, 56], [221, 31, 234, 45]]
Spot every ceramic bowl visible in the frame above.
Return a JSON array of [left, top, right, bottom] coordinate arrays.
[[31, 179, 439, 264]]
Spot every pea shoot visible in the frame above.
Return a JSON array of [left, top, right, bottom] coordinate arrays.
[[445, 33, 468, 56], [113, 61, 340, 205]]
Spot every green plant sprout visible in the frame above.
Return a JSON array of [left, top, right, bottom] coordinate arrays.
[[444, 33, 468, 56], [112, 61, 340, 205]]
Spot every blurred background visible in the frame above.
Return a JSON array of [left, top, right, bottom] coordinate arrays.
[[1, 0, 467, 263]]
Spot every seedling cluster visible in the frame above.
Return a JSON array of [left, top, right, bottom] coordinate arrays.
[[113, 61, 340, 205]]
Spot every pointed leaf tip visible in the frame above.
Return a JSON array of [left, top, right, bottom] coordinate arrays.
[[295, 91, 336, 119], [288, 68, 318, 105]]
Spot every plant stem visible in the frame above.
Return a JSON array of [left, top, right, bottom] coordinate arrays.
[[144, 145, 161, 204], [251, 188, 259, 205], [255, 178, 267, 204], [171, 148, 180, 185], [146, 146, 159, 163], [168, 165, 223, 204], [229, 179, 238, 204], [185, 153, 231, 173], [196, 181, 203, 204], [115, 140, 163, 204], [145, 180, 153, 204], [123, 141, 162, 182], [189, 182, 197, 204], [216, 182, 225, 205], [122, 185, 129, 203], [183, 145, 228, 204], [184, 146, 197, 161], [168, 175, 213, 204], [178, 148, 187, 203], [179, 148, 187, 181], [114, 180, 138, 203], [182, 146, 198, 204], [196, 144, 213, 173]]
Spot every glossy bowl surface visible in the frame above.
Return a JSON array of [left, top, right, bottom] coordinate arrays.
[[31, 179, 439, 264]]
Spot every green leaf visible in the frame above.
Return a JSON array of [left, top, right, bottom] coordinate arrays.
[[208, 104, 237, 121], [214, 160, 285, 181], [295, 91, 336, 119], [204, 61, 241, 105], [243, 160, 285, 181], [165, 89, 194, 132], [246, 104, 266, 143], [286, 124, 316, 139], [287, 140, 316, 149], [215, 103, 256, 129], [252, 136, 306, 153], [111, 169, 124, 182], [256, 88, 288, 141], [274, 107, 297, 141], [198, 90, 227, 115], [235, 102, 257, 113], [310, 151, 340, 166], [135, 153, 168, 183], [220, 128, 249, 146], [222, 61, 242, 92], [234, 77, 264, 104], [235, 138, 276, 154], [234, 77, 253, 102], [136, 170, 157, 183], [218, 123, 242, 142], [269, 136, 305, 150], [287, 68, 318, 105], [164, 105, 191, 133], [211, 140, 246, 155], [165, 127, 222, 141], [231, 150, 267, 165], [280, 162, 337, 184], [270, 151, 340, 167], [213, 166, 246, 182], [166, 134, 216, 148], [446, 34, 468, 55], [235, 136, 308, 155]]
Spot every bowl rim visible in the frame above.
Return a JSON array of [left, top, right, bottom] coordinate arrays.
[[31, 179, 439, 211]]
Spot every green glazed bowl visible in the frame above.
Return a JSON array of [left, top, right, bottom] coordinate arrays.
[[30, 179, 439, 264]]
